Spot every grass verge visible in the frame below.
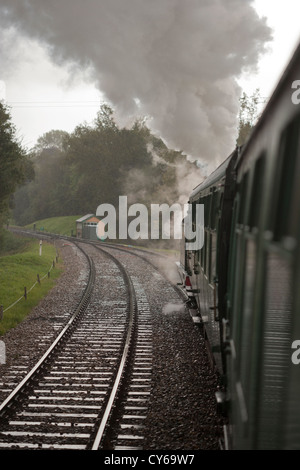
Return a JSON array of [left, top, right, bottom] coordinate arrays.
[[25, 215, 81, 237], [0, 237, 63, 336]]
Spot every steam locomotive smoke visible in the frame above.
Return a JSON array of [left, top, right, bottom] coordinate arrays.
[[0, 0, 271, 166]]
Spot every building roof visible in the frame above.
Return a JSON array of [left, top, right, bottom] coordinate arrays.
[[76, 214, 94, 223], [84, 216, 100, 224]]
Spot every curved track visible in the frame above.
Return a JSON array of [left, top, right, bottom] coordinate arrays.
[[0, 240, 146, 450], [1, 229, 221, 450]]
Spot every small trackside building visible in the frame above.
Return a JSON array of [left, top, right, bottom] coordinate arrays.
[[76, 214, 101, 240]]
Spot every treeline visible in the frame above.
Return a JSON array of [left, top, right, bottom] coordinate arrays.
[[0, 101, 33, 250], [13, 104, 200, 226]]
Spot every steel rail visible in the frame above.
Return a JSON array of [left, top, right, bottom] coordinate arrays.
[[4, 229, 158, 448], [89, 244, 137, 450], [0, 243, 95, 417], [8, 227, 168, 259]]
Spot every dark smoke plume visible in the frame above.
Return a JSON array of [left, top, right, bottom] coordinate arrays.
[[0, 0, 272, 167]]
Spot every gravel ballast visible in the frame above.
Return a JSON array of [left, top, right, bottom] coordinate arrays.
[[0, 241, 226, 450], [112, 249, 226, 450], [0, 240, 88, 403]]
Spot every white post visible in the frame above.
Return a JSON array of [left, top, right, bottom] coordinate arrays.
[[0, 340, 5, 364], [39, 240, 42, 256]]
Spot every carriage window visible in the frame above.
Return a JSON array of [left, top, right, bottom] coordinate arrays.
[[191, 201, 197, 233], [238, 172, 249, 225], [210, 191, 216, 230], [272, 116, 300, 240], [210, 190, 221, 230], [200, 231, 205, 267], [248, 153, 266, 230], [205, 230, 210, 277], [204, 195, 211, 229], [239, 238, 257, 408], [202, 230, 208, 273], [210, 232, 217, 282]]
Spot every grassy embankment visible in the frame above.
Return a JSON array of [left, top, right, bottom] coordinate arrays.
[[25, 215, 81, 237], [0, 233, 63, 336], [25, 214, 179, 257]]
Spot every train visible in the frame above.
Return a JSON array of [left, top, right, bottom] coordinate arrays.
[[177, 41, 300, 449]]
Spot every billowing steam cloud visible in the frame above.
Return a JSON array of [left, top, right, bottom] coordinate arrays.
[[0, 0, 272, 166]]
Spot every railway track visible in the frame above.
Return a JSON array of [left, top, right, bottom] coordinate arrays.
[[0, 241, 153, 450], [1, 228, 224, 450]]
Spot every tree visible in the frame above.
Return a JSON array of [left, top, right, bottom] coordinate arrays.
[[34, 129, 69, 153], [13, 130, 70, 224], [12, 102, 202, 240], [236, 89, 262, 146], [0, 102, 33, 240]]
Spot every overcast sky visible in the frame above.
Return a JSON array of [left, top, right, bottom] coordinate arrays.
[[0, 0, 299, 167], [238, 0, 300, 98]]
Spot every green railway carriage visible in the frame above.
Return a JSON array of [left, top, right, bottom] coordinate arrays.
[[226, 42, 300, 450], [185, 150, 238, 375], [179, 41, 300, 449]]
